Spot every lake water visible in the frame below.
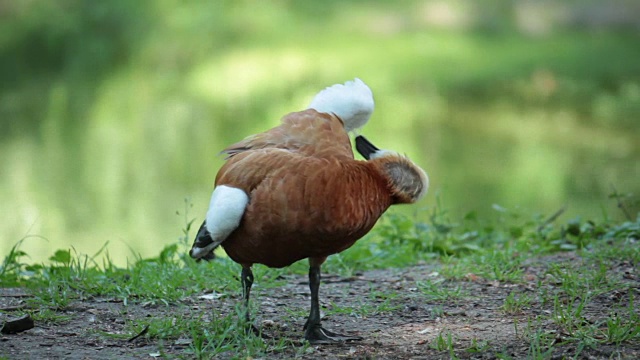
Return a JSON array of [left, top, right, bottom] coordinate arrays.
[[2, 26, 639, 267], [2, 91, 637, 267]]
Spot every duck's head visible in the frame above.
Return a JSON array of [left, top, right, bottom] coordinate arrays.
[[356, 135, 429, 204]]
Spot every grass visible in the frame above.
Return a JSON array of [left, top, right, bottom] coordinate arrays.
[[1, 198, 639, 358], [502, 291, 532, 315], [466, 338, 491, 353], [418, 278, 467, 303], [601, 297, 640, 345], [121, 308, 300, 358], [432, 331, 456, 354]]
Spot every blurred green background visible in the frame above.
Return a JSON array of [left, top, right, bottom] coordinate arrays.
[[2, 0, 639, 266]]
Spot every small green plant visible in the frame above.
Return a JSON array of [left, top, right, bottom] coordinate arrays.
[[551, 293, 590, 337], [586, 236, 640, 264], [545, 261, 616, 302], [466, 338, 490, 353], [472, 249, 524, 283], [502, 291, 531, 314], [431, 331, 457, 358], [526, 329, 556, 360], [367, 286, 401, 313], [437, 254, 471, 280], [323, 252, 358, 277], [417, 278, 466, 302], [374, 200, 482, 258], [0, 237, 42, 286], [31, 308, 73, 325], [599, 294, 640, 345]]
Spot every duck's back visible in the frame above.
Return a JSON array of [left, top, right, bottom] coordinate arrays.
[[221, 110, 353, 160]]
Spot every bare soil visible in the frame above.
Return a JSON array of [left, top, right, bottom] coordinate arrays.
[[1, 252, 638, 359]]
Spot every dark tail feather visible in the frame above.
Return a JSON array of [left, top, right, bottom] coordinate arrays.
[[189, 221, 217, 262]]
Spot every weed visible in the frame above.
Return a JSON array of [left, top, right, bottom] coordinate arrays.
[[323, 252, 358, 277], [551, 292, 590, 336], [526, 330, 556, 360], [466, 338, 490, 353], [0, 237, 45, 286], [471, 249, 524, 283], [599, 294, 640, 345], [586, 238, 640, 265], [30, 308, 73, 325], [545, 261, 616, 302], [502, 291, 531, 315], [417, 278, 466, 302], [432, 331, 457, 358], [368, 286, 402, 313]]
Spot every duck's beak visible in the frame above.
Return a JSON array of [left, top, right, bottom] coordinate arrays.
[[355, 135, 379, 160]]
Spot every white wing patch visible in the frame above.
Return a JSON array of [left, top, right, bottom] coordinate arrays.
[[206, 185, 249, 240], [308, 78, 374, 132], [190, 185, 249, 258]]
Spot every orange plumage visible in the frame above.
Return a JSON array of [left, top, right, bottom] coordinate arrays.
[[190, 79, 428, 343], [221, 109, 353, 160]]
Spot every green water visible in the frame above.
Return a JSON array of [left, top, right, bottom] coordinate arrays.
[[2, 1, 639, 266]]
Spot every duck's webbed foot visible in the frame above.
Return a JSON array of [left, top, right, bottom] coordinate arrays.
[[304, 259, 363, 344], [304, 324, 362, 344]]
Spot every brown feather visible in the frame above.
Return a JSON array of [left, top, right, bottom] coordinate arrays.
[[218, 151, 393, 268], [210, 109, 426, 268], [221, 109, 353, 160]]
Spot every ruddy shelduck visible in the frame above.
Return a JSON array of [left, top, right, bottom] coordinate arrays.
[[190, 79, 429, 343]]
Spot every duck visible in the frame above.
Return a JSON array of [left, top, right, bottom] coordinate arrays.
[[189, 79, 429, 344]]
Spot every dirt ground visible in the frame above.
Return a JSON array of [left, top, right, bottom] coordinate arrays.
[[1, 252, 638, 359]]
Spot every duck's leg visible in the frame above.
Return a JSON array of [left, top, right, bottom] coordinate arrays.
[[241, 265, 254, 322], [241, 265, 263, 336], [304, 257, 363, 344]]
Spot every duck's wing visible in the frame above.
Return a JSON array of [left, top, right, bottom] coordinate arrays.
[[221, 110, 353, 160]]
